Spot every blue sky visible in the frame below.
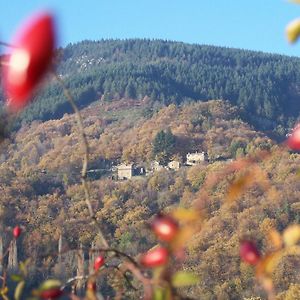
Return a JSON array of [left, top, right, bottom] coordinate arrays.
[[0, 0, 300, 56]]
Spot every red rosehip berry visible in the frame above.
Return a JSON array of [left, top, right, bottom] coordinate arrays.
[[240, 240, 260, 265], [13, 225, 21, 238], [40, 288, 62, 299], [140, 246, 169, 268], [151, 214, 179, 242], [287, 125, 300, 150], [93, 255, 105, 271], [3, 11, 56, 111]]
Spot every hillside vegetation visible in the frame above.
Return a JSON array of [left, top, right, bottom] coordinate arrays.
[[1, 99, 300, 298], [2, 39, 300, 135], [3, 100, 270, 175]]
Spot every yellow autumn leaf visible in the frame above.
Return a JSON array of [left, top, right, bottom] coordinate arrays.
[[171, 225, 195, 250], [226, 173, 253, 202], [256, 251, 283, 277], [286, 19, 300, 43], [14, 281, 25, 300], [283, 224, 300, 247], [86, 289, 98, 300], [260, 276, 274, 296], [256, 246, 300, 278], [0, 287, 8, 296], [268, 229, 283, 250], [171, 208, 200, 222], [39, 279, 61, 291]]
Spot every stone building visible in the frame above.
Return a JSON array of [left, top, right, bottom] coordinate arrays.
[[151, 161, 164, 172], [117, 163, 133, 180], [186, 151, 208, 166], [168, 160, 181, 170]]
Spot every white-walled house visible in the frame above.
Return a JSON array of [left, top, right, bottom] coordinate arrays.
[[186, 151, 208, 165]]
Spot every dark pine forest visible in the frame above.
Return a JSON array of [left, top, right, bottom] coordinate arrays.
[[1, 39, 300, 136]]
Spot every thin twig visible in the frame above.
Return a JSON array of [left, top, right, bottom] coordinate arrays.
[[53, 71, 152, 299], [61, 275, 90, 290], [122, 261, 152, 300], [36, 243, 139, 269], [53, 72, 109, 249], [98, 248, 139, 267], [112, 265, 138, 291]]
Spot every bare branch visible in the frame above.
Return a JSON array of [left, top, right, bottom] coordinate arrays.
[[53, 72, 109, 249], [61, 275, 90, 290], [122, 262, 152, 300]]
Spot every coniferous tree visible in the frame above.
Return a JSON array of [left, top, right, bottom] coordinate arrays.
[[152, 128, 176, 165]]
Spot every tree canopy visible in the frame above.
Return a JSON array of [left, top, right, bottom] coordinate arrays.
[[1, 39, 299, 136], [152, 128, 176, 165]]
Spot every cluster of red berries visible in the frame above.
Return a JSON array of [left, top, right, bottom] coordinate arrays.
[[1, 11, 56, 111], [140, 214, 179, 268]]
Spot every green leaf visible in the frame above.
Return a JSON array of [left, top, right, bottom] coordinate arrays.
[[153, 287, 164, 300], [171, 271, 199, 287], [0, 286, 8, 296], [153, 287, 172, 300], [39, 279, 61, 291], [10, 274, 23, 282], [14, 281, 25, 300], [0, 287, 9, 300], [19, 259, 30, 276]]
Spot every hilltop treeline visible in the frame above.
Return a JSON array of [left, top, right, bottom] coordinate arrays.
[[3, 39, 299, 134]]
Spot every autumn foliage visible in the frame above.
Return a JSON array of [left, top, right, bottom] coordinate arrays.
[[0, 5, 300, 300]]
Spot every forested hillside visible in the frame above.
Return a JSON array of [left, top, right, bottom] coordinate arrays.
[[1, 99, 300, 298], [4, 100, 271, 175], [2, 39, 300, 135]]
